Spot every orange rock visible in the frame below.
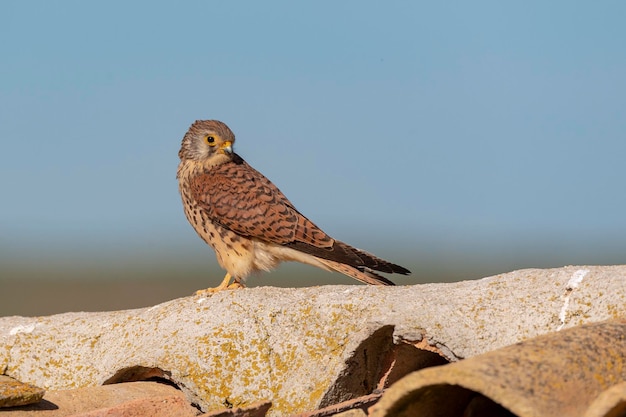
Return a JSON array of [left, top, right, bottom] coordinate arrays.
[[2, 381, 197, 417]]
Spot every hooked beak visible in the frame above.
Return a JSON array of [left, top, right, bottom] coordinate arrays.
[[220, 141, 233, 155]]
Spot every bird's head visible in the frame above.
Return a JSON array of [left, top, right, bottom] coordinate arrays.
[[179, 120, 236, 163]]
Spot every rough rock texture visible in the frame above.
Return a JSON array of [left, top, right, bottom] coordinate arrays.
[[2, 381, 197, 417], [0, 375, 45, 408], [583, 382, 626, 417], [369, 319, 626, 417], [0, 265, 625, 416], [202, 400, 272, 417], [293, 393, 383, 417]]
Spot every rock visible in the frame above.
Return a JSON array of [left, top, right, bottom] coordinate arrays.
[[292, 392, 382, 417], [584, 382, 626, 417], [201, 400, 272, 416], [331, 410, 367, 417], [1, 381, 197, 417], [1, 265, 625, 416], [72, 394, 195, 417], [0, 375, 45, 408], [369, 319, 626, 417]]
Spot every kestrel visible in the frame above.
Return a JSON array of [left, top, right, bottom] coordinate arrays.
[[177, 120, 410, 292]]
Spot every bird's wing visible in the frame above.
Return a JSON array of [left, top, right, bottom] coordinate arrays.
[[190, 156, 409, 274], [189, 157, 335, 249]]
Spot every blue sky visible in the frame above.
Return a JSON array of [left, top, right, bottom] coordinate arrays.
[[2, 1, 625, 272]]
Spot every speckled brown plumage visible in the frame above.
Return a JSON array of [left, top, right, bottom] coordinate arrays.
[[177, 120, 410, 292]]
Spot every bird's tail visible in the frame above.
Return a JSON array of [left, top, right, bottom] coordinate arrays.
[[283, 238, 410, 285], [316, 258, 397, 286]]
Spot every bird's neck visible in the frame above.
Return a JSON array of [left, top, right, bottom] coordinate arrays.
[[176, 154, 236, 180]]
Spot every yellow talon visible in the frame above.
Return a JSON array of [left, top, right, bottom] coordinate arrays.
[[194, 273, 245, 295]]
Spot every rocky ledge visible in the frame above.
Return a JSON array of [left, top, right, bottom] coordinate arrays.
[[1, 265, 625, 416]]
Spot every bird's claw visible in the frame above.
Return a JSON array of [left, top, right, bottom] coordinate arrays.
[[194, 273, 245, 295]]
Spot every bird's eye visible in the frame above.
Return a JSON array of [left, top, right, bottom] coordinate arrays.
[[206, 135, 216, 145]]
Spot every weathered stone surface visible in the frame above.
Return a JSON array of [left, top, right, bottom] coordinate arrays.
[[584, 381, 626, 417], [1, 381, 197, 417], [1, 265, 625, 416], [73, 395, 195, 417], [201, 400, 271, 416], [369, 319, 626, 417], [292, 392, 382, 417], [331, 410, 367, 417], [0, 375, 45, 408]]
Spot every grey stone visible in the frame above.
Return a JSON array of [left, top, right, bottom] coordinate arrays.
[[0, 265, 624, 416]]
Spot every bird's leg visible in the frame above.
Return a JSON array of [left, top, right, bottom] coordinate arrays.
[[195, 273, 245, 295], [226, 277, 245, 290]]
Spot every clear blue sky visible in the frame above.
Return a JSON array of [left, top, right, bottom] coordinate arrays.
[[2, 1, 625, 270]]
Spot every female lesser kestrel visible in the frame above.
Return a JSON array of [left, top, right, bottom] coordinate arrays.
[[177, 120, 410, 293]]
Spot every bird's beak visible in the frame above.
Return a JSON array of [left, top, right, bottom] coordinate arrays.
[[220, 141, 233, 155]]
